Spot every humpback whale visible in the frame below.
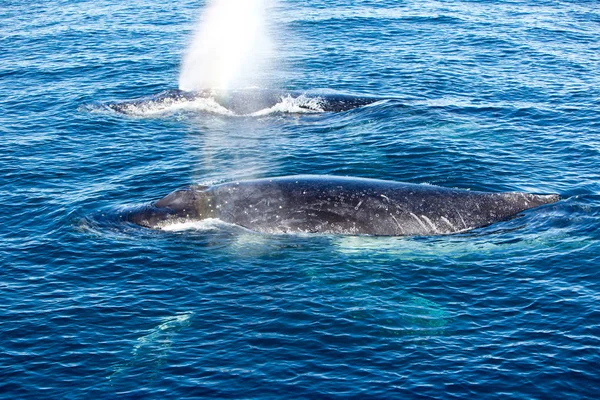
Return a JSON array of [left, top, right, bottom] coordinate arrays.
[[104, 89, 381, 115], [124, 175, 559, 236]]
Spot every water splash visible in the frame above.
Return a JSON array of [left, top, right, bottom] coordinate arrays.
[[179, 0, 275, 92], [159, 218, 241, 232], [249, 94, 325, 116], [104, 95, 233, 117]]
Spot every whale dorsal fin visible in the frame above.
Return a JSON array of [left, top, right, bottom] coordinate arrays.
[[155, 185, 207, 209]]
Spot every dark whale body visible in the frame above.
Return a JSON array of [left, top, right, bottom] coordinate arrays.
[[125, 175, 559, 236], [105, 89, 381, 115]]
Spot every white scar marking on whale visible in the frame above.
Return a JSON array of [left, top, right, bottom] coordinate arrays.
[[420, 215, 438, 233], [355, 200, 363, 210], [440, 216, 456, 231], [409, 212, 429, 232], [456, 210, 468, 229], [390, 214, 405, 234]]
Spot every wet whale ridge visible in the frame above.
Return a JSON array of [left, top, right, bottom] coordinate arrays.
[[123, 175, 559, 236]]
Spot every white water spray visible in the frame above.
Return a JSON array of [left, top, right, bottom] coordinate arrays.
[[179, 0, 275, 92]]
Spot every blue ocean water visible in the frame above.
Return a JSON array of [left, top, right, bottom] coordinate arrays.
[[2, 0, 600, 398]]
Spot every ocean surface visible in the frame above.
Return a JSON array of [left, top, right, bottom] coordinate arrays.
[[2, 0, 600, 398]]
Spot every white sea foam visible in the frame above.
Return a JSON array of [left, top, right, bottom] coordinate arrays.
[[250, 94, 325, 115], [113, 96, 234, 117], [159, 218, 235, 232]]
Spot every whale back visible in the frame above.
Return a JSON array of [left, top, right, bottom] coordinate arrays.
[[205, 176, 559, 236], [105, 89, 380, 115]]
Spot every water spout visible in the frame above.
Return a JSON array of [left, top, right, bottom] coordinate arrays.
[[178, 0, 275, 92]]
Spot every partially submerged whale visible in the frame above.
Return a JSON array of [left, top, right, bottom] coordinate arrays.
[[104, 89, 381, 115], [124, 175, 559, 236]]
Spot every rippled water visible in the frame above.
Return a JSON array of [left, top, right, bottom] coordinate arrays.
[[2, 0, 600, 398]]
